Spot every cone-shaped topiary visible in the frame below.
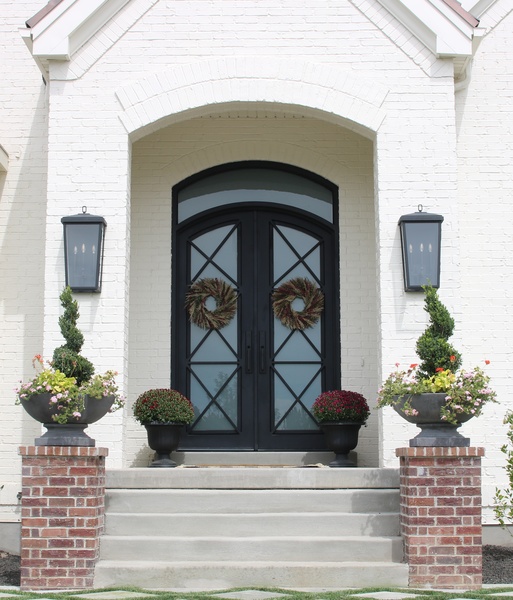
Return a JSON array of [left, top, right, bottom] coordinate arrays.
[[415, 285, 462, 378], [52, 286, 95, 386]]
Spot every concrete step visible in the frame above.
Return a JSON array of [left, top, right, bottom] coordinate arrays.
[[99, 534, 403, 562], [105, 488, 400, 514], [93, 560, 409, 589], [104, 511, 400, 537], [96, 466, 405, 589], [106, 467, 400, 489]]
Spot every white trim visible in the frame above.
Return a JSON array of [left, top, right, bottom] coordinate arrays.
[[0, 144, 8, 172], [460, 0, 498, 18], [375, 0, 476, 57], [27, 0, 130, 60]]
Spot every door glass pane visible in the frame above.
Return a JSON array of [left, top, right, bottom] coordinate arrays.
[[272, 224, 323, 434], [178, 168, 333, 223], [274, 329, 321, 362], [187, 223, 240, 433]]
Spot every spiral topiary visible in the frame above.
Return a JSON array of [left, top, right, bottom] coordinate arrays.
[[415, 285, 462, 378], [52, 286, 95, 386]]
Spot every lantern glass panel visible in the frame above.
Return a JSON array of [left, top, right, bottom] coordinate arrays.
[[64, 223, 103, 291], [401, 221, 440, 291]]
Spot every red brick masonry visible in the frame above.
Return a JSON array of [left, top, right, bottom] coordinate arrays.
[[396, 446, 484, 590], [19, 446, 108, 591]]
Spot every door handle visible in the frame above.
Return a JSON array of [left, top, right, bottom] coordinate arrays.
[[259, 331, 266, 374], [245, 331, 253, 374]]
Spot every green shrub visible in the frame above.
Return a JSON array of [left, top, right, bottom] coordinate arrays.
[[52, 286, 94, 385], [415, 285, 462, 378]]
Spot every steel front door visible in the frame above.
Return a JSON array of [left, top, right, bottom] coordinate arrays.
[[173, 168, 339, 450]]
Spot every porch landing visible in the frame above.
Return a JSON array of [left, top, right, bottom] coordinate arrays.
[[95, 465, 407, 590]]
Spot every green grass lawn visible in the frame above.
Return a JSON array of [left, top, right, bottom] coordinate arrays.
[[2, 586, 513, 600]]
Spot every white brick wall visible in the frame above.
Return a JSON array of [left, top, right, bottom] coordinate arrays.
[[0, 1, 50, 522], [1, 0, 512, 527], [455, 7, 513, 522]]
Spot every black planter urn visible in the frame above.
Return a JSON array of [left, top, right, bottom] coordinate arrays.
[[320, 422, 363, 467], [393, 392, 473, 447], [144, 423, 185, 467], [20, 392, 115, 447]]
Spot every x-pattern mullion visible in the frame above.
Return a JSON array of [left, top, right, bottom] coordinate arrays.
[[189, 328, 238, 361], [271, 364, 322, 432], [188, 365, 240, 432], [273, 329, 323, 361], [273, 224, 321, 285], [190, 224, 238, 285]]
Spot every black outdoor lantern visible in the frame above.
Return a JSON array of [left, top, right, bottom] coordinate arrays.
[[398, 205, 443, 292], [61, 207, 107, 292]]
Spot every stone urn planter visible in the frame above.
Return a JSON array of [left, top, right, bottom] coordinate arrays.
[[144, 423, 186, 467], [319, 422, 364, 467], [21, 392, 115, 447], [15, 288, 124, 447], [312, 389, 370, 468], [133, 388, 195, 468], [393, 392, 473, 447]]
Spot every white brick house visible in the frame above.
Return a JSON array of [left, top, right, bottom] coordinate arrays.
[[1, 0, 512, 551]]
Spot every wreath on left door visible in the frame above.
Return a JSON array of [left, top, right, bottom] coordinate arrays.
[[185, 277, 238, 330]]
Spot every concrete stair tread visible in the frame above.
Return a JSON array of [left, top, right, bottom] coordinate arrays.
[[101, 534, 400, 541], [93, 559, 409, 589], [106, 467, 400, 489], [96, 559, 406, 566], [106, 510, 399, 516]]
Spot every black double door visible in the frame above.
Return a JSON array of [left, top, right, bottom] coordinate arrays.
[[174, 206, 339, 450]]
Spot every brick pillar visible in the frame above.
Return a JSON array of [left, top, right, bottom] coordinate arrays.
[[19, 446, 108, 591], [396, 447, 484, 590]]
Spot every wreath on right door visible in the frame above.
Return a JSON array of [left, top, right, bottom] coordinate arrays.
[[272, 277, 324, 330]]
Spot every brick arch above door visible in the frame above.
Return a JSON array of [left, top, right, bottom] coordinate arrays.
[[116, 57, 389, 141]]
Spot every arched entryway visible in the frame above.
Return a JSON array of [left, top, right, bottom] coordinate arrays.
[[172, 163, 340, 450]]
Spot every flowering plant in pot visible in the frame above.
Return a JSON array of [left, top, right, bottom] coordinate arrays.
[[133, 388, 195, 468], [15, 287, 124, 446], [312, 390, 370, 468], [377, 285, 496, 446]]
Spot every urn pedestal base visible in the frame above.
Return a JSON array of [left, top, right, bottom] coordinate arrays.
[[409, 423, 470, 448], [36, 423, 95, 447]]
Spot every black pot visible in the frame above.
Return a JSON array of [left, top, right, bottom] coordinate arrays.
[[320, 422, 363, 467], [20, 392, 114, 447], [144, 423, 186, 468], [393, 392, 473, 447]]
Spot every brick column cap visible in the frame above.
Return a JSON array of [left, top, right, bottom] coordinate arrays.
[[396, 446, 484, 458], [19, 446, 109, 457]]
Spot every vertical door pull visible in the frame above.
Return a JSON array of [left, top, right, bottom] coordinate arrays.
[[245, 331, 253, 374], [259, 331, 266, 374]]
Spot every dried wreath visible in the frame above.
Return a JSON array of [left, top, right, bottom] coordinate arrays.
[[272, 277, 324, 330], [185, 277, 237, 330]]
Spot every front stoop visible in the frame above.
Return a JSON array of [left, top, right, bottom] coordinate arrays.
[[93, 466, 408, 590]]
